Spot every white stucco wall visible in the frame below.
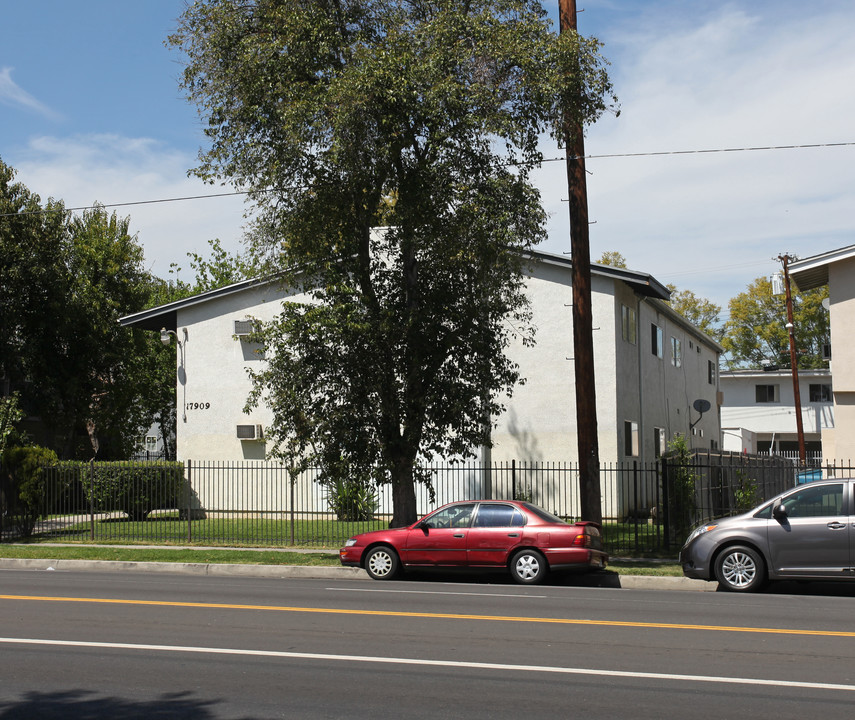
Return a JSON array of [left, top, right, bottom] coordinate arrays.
[[488, 263, 620, 465], [174, 281, 312, 461], [828, 259, 855, 460], [162, 257, 721, 473]]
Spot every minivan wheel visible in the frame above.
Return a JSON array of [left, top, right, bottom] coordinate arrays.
[[715, 545, 766, 592]]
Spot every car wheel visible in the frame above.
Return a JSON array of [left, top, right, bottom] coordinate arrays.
[[364, 545, 400, 581], [715, 545, 765, 592], [510, 549, 547, 585]]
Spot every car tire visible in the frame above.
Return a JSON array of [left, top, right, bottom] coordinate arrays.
[[364, 545, 400, 581], [510, 549, 547, 585], [714, 545, 766, 593]]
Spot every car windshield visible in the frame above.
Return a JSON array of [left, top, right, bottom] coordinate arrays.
[[522, 503, 567, 525]]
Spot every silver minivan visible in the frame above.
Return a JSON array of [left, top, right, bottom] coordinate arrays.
[[680, 478, 855, 592]]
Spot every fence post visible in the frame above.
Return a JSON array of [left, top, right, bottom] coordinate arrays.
[[633, 461, 639, 551], [661, 459, 670, 552], [289, 469, 295, 546], [511, 459, 516, 500], [186, 459, 192, 543], [89, 460, 95, 541]]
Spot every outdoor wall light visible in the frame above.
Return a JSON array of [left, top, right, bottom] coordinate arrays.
[[160, 327, 189, 423]]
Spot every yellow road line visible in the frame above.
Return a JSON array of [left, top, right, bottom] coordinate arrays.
[[1, 594, 852, 638]]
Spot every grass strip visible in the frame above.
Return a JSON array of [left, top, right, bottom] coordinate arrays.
[[0, 544, 680, 575]]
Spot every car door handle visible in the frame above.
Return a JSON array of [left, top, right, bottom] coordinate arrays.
[[453, 533, 465, 538], [507, 533, 519, 537], [828, 522, 846, 530]]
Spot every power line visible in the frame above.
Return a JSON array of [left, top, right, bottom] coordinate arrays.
[[561, 140, 855, 161], [2, 141, 853, 218]]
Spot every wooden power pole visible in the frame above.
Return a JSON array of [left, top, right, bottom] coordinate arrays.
[[779, 254, 807, 466], [559, 0, 602, 523]]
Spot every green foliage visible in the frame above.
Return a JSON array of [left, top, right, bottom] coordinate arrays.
[[0, 157, 166, 460], [324, 477, 379, 522], [733, 469, 759, 513], [666, 285, 722, 341], [2, 445, 58, 537], [664, 434, 697, 542], [596, 251, 628, 268], [722, 275, 829, 370], [68, 462, 187, 521], [171, 0, 617, 527], [0, 393, 24, 456]]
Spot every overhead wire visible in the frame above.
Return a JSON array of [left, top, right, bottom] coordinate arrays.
[[1, 141, 853, 219]]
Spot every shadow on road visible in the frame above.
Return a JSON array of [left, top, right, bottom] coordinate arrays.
[[0, 690, 250, 720], [391, 567, 622, 588]]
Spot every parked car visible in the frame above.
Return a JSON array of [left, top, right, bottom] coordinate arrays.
[[680, 478, 855, 592], [340, 500, 607, 585]]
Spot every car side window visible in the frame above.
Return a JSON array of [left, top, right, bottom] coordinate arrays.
[[424, 504, 476, 529], [781, 484, 844, 518], [473, 504, 524, 528]]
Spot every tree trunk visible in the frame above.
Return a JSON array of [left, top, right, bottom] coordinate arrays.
[[389, 458, 418, 528]]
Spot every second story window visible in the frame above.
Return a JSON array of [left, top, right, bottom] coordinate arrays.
[[809, 383, 832, 402], [651, 323, 663, 358], [670, 337, 682, 367], [621, 304, 637, 344], [755, 384, 780, 403]]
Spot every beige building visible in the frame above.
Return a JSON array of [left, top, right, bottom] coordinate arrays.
[[790, 245, 855, 461]]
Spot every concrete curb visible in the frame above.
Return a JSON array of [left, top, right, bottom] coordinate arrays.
[[0, 557, 714, 590], [0, 558, 366, 580]]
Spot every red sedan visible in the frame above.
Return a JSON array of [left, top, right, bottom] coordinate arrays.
[[340, 500, 607, 584]]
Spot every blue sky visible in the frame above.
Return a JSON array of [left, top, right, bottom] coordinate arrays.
[[2, 0, 854, 313]]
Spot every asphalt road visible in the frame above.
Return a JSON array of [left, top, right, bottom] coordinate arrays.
[[2, 568, 855, 719]]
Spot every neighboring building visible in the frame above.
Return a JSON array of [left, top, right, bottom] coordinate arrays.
[[720, 368, 833, 458], [120, 251, 723, 468], [790, 245, 854, 461]]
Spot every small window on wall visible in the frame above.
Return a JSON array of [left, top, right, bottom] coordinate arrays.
[[624, 421, 639, 457], [708, 360, 716, 384], [653, 427, 666, 458], [809, 384, 832, 402], [621, 304, 637, 344], [756, 384, 780, 403], [651, 324, 663, 358], [671, 337, 682, 367]]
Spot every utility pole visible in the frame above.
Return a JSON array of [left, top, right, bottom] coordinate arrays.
[[779, 254, 807, 466], [559, 0, 601, 523]]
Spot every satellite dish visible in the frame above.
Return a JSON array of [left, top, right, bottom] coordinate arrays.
[[693, 399, 711, 414], [822, 298, 830, 311]]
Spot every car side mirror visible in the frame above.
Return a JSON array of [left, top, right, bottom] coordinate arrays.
[[772, 503, 787, 520], [415, 520, 429, 531]]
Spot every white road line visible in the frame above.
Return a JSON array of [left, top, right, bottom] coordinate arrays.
[[2, 637, 853, 692], [325, 587, 547, 598]]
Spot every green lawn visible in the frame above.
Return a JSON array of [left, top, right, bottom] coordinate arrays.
[[0, 542, 681, 575]]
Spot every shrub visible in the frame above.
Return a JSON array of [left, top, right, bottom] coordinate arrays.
[[84, 462, 187, 521], [325, 478, 378, 522], [2, 445, 58, 537], [734, 469, 759, 512], [664, 434, 697, 542]]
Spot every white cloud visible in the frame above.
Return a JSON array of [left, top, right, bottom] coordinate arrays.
[[537, 3, 855, 310], [0, 67, 61, 120], [12, 133, 249, 281]]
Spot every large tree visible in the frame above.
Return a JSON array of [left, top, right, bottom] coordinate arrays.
[[1, 158, 168, 459], [171, 0, 616, 525], [722, 276, 829, 370]]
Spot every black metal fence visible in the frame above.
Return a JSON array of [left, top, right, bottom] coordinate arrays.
[[3, 453, 852, 555]]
